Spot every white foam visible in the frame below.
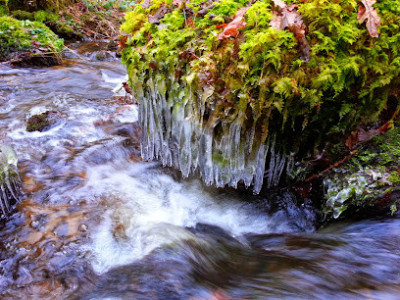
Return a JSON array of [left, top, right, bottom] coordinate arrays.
[[78, 162, 292, 273]]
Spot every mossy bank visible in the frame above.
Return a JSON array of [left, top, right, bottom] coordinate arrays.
[[0, 15, 63, 64], [121, 0, 400, 193]]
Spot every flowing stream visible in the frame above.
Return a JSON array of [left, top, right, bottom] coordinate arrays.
[[0, 43, 399, 299]]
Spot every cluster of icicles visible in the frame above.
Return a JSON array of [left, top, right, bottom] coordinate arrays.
[[0, 144, 22, 216], [139, 78, 293, 194]]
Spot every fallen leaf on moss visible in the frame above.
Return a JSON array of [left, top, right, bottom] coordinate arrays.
[[217, 7, 248, 40], [148, 6, 171, 24], [345, 121, 393, 150], [185, 16, 196, 28], [272, 0, 286, 9], [357, 0, 380, 38], [270, 3, 309, 62], [142, 0, 152, 9]]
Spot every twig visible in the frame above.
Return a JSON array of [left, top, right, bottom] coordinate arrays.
[[305, 150, 358, 182]]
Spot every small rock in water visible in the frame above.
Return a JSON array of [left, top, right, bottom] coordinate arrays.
[[26, 111, 62, 132], [0, 144, 22, 218]]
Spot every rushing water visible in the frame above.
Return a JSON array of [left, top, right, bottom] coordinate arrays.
[[0, 42, 399, 299]]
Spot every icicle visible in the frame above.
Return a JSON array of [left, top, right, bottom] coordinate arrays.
[[267, 135, 277, 188], [253, 144, 268, 194], [138, 80, 293, 193], [0, 181, 9, 216], [0, 145, 22, 217]]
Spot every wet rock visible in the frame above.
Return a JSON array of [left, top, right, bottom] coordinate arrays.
[[49, 22, 82, 40], [106, 39, 119, 51], [82, 246, 204, 300], [9, 51, 62, 67], [89, 50, 117, 62], [187, 223, 236, 242], [26, 111, 62, 132], [322, 126, 400, 222]]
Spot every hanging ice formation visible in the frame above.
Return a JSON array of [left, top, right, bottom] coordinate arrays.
[[136, 73, 293, 194], [0, 144, 22, 217]]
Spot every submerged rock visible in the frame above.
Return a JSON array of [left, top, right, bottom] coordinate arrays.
[[121, 0, 400, 193]]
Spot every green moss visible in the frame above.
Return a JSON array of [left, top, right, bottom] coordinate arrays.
[[26, 113, 52, 132], [121, 0, 400, 189], [11, 10, 35, 20], [8, 0, 73, 11], [0, 5, 7, 15], [0, 15, 63, 59], [53, 21, 76, 38], [34, 10, 58, 22]]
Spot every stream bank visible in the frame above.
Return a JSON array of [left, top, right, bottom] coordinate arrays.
[[0, 42, 399, 299]]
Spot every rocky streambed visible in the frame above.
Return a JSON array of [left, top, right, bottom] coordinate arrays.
[[0, 42, 399, 299]]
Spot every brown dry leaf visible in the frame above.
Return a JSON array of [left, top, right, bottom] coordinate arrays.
[[270, 5, 302, 31], [270, 4, 309, 62], [148, 6, 171, 24], [172, 0, 186, 6], [185, 16, 196, 28], [357, 0, 381, 38], [345, 121, 393, 150], [217, 7, 248, 40], [142, 0, 152, 9], [272, 0, 286, 9], [119, 35, 128, 50]]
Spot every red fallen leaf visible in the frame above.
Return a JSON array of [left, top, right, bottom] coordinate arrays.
[[357, 0, 380, 38], [179, 48, 199, 61], [119, 35, 128, 50], [216, 24, 227, 29], [149, 61, 158, 70], [345, 130, 359, 150], [122, 82, 133, 95], [185, 16, 196, 28], [217, 7, 248, 40], [32, 41, 41, 47], [270, 3, 309, 62]]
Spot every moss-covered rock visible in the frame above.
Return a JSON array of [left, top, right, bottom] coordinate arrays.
[[7, 0, 73, 12], [323, 126, 400, 219], [26, 111, 61, 132], [10, 9, 35, 20], [121, 0, 400, 192], [0, 15, 64, 62]]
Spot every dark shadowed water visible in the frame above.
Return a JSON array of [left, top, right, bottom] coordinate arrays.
[[0, 42, 399, 299]]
